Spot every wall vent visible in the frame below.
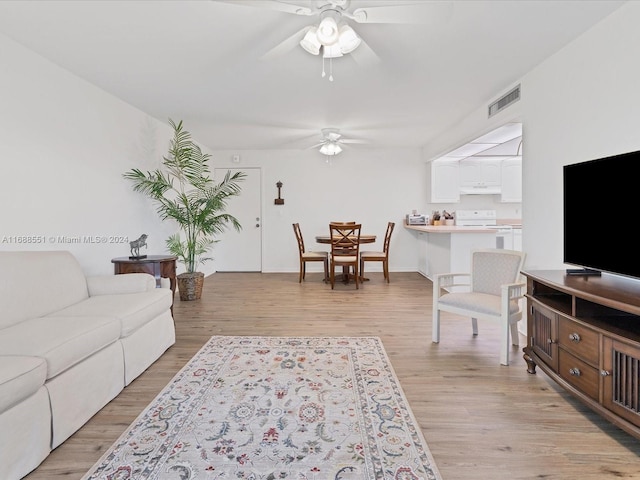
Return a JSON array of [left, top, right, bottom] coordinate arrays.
[[488, 85, 521, 118]]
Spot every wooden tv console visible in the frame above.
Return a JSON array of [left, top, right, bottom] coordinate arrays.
[[522, 270, 640, 440]]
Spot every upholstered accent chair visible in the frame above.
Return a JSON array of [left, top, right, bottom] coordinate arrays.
[[293, 223, 328, 282], [360, 221, 395, 283], [432, 248, 526, 365]]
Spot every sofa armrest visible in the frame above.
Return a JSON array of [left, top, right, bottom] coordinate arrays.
[[86, 273, 156, 296]]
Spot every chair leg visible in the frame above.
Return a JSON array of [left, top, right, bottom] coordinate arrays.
[[323, 258, 329, 282], [383, 260, 389, 282], [510, 322, 519, 346], [500, 317, 510, 366], [355, 263, 359, 289], [330, 263, 335, 289], [432, 308, 441, 343], [471, 318, 479, 336], [360, 258, 364, 280], [299, 262, 304, 283]]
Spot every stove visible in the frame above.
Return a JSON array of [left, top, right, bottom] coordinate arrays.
[[455, 210, 518, 250], [455, 209, 497, 227]]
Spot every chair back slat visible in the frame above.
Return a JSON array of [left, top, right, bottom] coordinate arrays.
[[383, 222, 395, 253], [292, 223, 305, 255], [329, 223, 361, 257]]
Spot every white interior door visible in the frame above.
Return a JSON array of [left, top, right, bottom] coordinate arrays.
[[213, 167, 262, 272]]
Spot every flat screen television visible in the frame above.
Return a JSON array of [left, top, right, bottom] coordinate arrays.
[[563, 149, 639, 279]]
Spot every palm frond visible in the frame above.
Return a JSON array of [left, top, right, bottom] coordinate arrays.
[[124, 119, 245, 273]]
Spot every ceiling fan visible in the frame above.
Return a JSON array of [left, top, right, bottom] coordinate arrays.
[[216, 1, 453, 79], [310, 128, 368, 156]]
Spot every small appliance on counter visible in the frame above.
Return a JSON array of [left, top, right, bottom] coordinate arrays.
[[406, 213, 428, 225]]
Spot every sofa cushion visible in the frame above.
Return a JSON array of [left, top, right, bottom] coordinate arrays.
[[0, 356, 47, 413], [48, 289, 172, 337], [0, 251, 89, 329], [87, 273, 156, 295], [0, 316, 121, 379]]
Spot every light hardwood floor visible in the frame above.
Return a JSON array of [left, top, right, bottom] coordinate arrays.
[[25, 272, 640, 479]]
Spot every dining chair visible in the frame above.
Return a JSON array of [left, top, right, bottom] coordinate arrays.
[[360, 221, 395, 283], [432, 248, 526, 365], [329, 222, 361, 289], [292, 223, 328, 283]]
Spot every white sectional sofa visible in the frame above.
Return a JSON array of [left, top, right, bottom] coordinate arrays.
[[0, 251, 175, 479]]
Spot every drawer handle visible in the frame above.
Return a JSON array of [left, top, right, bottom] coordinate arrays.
[[569, 367, 581, 377], [600, 370, 611, 377], [547, 338, 558, 344], [568, 333, 581, 343]]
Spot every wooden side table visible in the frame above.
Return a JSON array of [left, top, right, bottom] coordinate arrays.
[[111, 255, 177, 313]]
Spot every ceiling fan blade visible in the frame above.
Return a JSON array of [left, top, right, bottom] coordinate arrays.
[[350, 1, 453, 24], [349, 38, 380, 67], [214, 0, 315, 16], [261, 26, 311, 60], [340, 138, 369, 144]]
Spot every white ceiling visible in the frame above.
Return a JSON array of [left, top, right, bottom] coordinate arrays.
[[0, 0, 625, 152]]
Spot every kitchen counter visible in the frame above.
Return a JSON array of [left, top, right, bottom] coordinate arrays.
[[404, 223, 497, 234], [404, 221, 496, 279]]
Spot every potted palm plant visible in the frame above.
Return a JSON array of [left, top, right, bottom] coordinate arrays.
[[124, 119, 245, 300]]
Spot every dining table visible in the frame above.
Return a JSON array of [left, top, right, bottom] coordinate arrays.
[[315, 234, 377, 282], [314, 234, 377, 245]]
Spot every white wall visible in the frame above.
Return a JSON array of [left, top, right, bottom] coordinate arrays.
[[421, 2, 639, 274], [210, 148, 425, 273], [0, 33, 175, 275], [520, 0, 640, 270], [3, 0, 638, 279], [0, 31, 424, 278]]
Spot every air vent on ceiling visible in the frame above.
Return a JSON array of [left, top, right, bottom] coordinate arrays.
[[488, 85, 520, 118]]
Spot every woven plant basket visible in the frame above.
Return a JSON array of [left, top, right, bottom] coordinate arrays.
[[177, 272, 205, 301]]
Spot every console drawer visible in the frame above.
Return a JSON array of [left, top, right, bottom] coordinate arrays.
[[558, 317, 599, 365], [558, 349, 599, 400]]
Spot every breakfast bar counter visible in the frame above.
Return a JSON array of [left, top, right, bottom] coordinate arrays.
[[404, 221, 496, 279], [404, 224, 497, 234]]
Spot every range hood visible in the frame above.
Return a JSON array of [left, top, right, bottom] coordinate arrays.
[[460, 186, 501, 195]]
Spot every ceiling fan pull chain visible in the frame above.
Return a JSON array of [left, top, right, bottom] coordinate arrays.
[[329, 56, 334, 82], [322, 55, 326, 78]]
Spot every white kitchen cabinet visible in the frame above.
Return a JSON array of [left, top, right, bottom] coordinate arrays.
[[417, 232, 428, 276], [500, 157, 522, 203], [513, 227, 522, 251], [459, 159, 501, 193], [430, 159, 460, 203]]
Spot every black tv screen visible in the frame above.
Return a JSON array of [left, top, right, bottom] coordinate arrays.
[[564, 149, 639, 279]]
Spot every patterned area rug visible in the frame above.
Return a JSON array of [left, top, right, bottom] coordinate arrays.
[[83, 336, 442, 480]]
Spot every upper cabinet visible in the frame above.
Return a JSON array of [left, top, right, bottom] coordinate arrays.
[[430, 159, 460, 203], [459, 159, 502, 194], [429, 123, 523, 203], [500, 157, 522, 203], [430, 157, 522, 203]]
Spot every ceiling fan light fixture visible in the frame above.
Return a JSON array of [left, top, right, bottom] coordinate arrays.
[[300, 27, 321, 55], [322, 43, 343, 59], [316, 15, 339, 45], [319, 141, 342, 156], [338, 24, 361, 54]]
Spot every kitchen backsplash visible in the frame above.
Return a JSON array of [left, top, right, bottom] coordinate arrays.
[[425, 196, 521, 222]]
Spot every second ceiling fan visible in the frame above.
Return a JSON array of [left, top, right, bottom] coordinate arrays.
[[311, 128, 368, 156]]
